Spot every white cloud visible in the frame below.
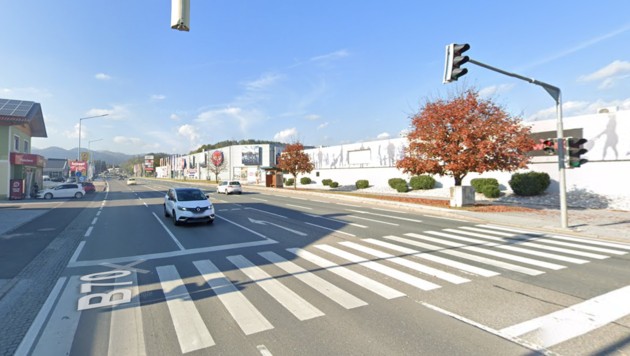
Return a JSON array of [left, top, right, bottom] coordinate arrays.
[[310, 49, 350, 63], [113, 136, 142, 145], [151, 94, 166, 101], [85, 105, 129, 120], [178, 124, 200, 144], [579, 60, 630, 89], [305, 114, 321, 121], [196, 106, 264, 135], [244, 73, 281, 91], [95, 73, 111, 81], [479, 84, 515, 98], [317, 122, 329, 130], [377, 132, 390, 139], [274, 128, 298, 143], [170, 113, 180, 121]]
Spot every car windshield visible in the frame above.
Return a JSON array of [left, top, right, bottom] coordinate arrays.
[[177, 189, 207, 201]]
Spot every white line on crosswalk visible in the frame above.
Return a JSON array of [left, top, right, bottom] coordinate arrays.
[[346, 209, 423, 223], [156, 265, 215, 353], [304, 222, 356, 237], [108, 273, 146, 356], [363, 238, 499, 277], [339, 241, 470, 284], [193, 260, 274, 335], [411, 232, 566, 270], [316, 244, 441, 291], [385, 235, 544, 276], [227, 255, 325, 321], [287, 248, 405, 299], [258, 251, 367, 309], [440, 229, 589, 264]]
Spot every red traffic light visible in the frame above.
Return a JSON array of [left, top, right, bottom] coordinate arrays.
[[542, 138, 555, 155]]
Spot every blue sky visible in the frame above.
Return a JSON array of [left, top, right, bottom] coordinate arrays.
[[2, 1, 630, 155]]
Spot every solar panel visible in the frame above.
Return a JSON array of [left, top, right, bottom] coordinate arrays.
[[0, 99, 36, 117]]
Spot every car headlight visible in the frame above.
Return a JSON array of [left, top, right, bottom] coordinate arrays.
[[177, 206, 188, 211]]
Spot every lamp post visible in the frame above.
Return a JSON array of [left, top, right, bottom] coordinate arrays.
[[77, 114, 108, 161], [88, 138, 103, 179]]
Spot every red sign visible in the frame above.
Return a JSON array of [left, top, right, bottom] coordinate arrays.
[[211, 151, 224, 166], [10, 153, 45, 167], [70, 160, 87, 171], [10, 179, 24, 200]]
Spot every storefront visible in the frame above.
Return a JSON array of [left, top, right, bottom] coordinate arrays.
[[8, 153, 46, 199]]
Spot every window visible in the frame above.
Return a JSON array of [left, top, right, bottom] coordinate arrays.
[[14, 135, 20, 151], [24, 140, 29, 153]]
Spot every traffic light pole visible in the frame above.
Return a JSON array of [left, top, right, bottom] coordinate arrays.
[[468, 59, 569, 229]]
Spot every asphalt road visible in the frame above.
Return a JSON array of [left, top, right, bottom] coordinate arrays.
[[8, 178, 630, 355]]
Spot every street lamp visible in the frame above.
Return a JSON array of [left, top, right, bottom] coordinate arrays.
[[77, 114, 108, 161], [88, 138, 103, 178]]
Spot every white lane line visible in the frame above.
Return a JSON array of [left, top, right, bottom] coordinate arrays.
[[251, 198, 268, 202], [336, 203, 361, 208], [454, 227, 607, 259], [218, 215, 271, 240], [340, 241, 470, 284], [97, 210, 102, 216], [303, 213, 367, 228], [501, 285, 630, 348], [304, 222, 356, 237], [259, 251, 367, 309], [68, 241, 86, 265], [371, 207, 406, 214], [257, 344, 274, 356], [410, 232, 566, 271], [351, 215, 399, 226], [108, 273, 146, 356], [143, 202, 148, 207], [316, 244, 441, 291], [347, 209, 423, 223], [245, 207, 288, 219], [388, 235, 544, 276], [15, 277, 68, 356], [422, 215, 471, 223], [30, 276, 82, 356], [439, 229, 589, 264], [364, 238, 499, 277], [91, 217, 98, 225], [287, 248, 404, 299], [227, 255, 324, 321], [84, 226, 94, 237], [286, 203, 313, 210], [152, 212, 185, 251], [194, 260, 273, 335], [156, 265, 215, 353]]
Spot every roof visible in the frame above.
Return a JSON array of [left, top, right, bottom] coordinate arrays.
[[0, 98, 47, 137], [45, 158, 68, 170]]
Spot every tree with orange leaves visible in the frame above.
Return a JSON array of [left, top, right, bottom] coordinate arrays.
[[276, 142, 314, 189], [396, 88, 535, 186]]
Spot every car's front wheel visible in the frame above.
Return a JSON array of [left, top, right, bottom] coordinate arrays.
[[164, 204, 170, 217], [74, 192, 83, 199], [44, 193, 53, 199], [172, 210, 180, 226]]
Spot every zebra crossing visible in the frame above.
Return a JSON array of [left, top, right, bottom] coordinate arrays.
[[31, 224, 630, 354]]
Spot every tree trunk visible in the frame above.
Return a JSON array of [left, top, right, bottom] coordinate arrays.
[[454, 176, 462, 186]]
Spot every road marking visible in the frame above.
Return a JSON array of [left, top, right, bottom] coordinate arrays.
[[108, 273, 146, 356], [351, 215, 399, 226], [501, 285, 630, 348], [371, 207, 406, 214], [69, 241, 86, 264], [347, 209, 423, 223], [364, 238, 499, 277], [91, 217, 98, 225], [409, 232, 566, 270], [227, 255, 325, 321], [259, 251, 367, 309], [258, 344, 274, 356], [248, 218, 307, 236], [84, 226, 94, 237], [194, 259, 273, 335], [316, 244, 441, 291], [15, 277, 67, 356], [152, 212, 185, 251], [386, 235, 544, 276], [245, 207, 288, 218], [303, 213, 367, 228], [286, 203, 313, 210], [287, 248, 404, 299], [156, 265, 215, 353], [340, 241, 470, 284], [218, 215, 271, 240], [336, 203, 361, 208], [304, 222, 356, 237], [100, 260, 150, 274], [251, 197, 268, 202]]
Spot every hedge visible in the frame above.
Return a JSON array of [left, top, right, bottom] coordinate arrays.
[[355, 180, 369, 189], [409, 175, 435, 190], [388, 178, 406, 189], [322, 179, 333, 186], [300, 177, 312, 185], [509, 172, 550, 196]]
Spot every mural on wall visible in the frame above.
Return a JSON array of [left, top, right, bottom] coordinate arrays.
[[242, 146, 261, 165], [306, 138, 406, 169]]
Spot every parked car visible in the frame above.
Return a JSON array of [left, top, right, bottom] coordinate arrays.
[[164, 188, 215, 226], [127, 177, 136, 185], [217, 181, 242, 194], [82, 182, 96, 193], [37, 183, 85, 199]]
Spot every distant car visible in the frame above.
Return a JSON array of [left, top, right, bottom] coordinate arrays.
[[217, 181, 242, 194], [164, 188, 215, 226], [127, 178, 136, 185], [82, 182, 96, 193], [37, 183, 85, 199]]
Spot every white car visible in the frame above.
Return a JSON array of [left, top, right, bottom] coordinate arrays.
[[217, 181, 242, 194], [37, 183, 85, 199], [164, 188, 215, 226], [127, 178, 136, 185]]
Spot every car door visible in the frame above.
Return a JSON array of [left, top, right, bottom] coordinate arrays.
[[55, 184, 72, 198]]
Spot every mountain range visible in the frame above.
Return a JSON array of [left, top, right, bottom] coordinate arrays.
[[32, 147, 136, 166]]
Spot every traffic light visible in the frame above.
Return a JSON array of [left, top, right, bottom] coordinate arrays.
[[443, 43, 470, 83], [566, 137, 588, 168], [542, 138, 555, 155]]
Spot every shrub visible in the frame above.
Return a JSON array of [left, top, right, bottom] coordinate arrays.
[[355, 180, 369, 189], [481, 185, 501, 198], [409, 175, 435, 190], [388, 178, 406, 189], [322, 179, 333, 186], [300, 177, 312, 185], [285, 178, 295, 187], [470, 178, 499, 193], [394, 181, 409, 193], [509, 172, 550, 196], [330, 181, 339, 188]]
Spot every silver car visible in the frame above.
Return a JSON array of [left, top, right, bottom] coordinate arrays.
[[164, 188, 215, 226], [37, 183, 85, 199], [217, 181, 242, 194]]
